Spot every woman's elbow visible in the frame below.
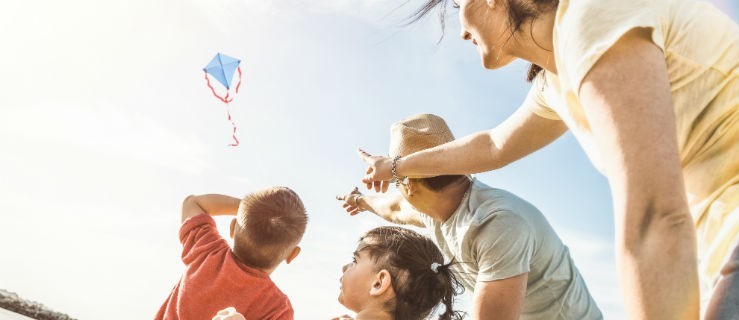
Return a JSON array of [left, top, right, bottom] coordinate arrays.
[[619, 205, 695, 255]]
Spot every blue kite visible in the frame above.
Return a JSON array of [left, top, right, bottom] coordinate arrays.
[[203, 53, 242, 146]]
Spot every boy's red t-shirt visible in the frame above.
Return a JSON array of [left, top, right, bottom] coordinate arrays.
[[155, 214, 294, 320]]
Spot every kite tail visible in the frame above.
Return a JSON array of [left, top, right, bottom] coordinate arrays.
[[229, 66, 242, 145], [204, 71, 232, 103], [205, 70, 240, 146], [234, 66, 242, 94], [226, 107, 239, 147]]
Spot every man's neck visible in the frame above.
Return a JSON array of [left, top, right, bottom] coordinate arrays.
[[414, 179, 472, 223]]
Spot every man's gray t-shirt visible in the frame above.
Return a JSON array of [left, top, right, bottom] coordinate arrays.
[[420, 179, 602, 320]]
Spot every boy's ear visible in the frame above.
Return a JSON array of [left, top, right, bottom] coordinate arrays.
[[229, 218, 237, 239], [285, 246, 301, 264], [369, 269, 393, 297]]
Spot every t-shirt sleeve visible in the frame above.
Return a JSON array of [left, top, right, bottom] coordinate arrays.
[[472, 210, 534, 282], [523, 75, 560, 120], [556, 0, 666, 93], [179, 213, 226, 266]]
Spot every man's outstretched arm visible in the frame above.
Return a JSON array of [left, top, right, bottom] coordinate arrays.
[[336, 188, 423, 227]]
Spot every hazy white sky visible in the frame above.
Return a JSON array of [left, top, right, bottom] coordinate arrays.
[[0, 0, 735, 319]]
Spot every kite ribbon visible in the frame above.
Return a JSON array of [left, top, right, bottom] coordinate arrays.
[[204, 66, 242, 146]]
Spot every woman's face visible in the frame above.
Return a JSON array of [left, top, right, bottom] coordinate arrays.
[[338, 249, 378, 312], [455, 0, 516, 69]]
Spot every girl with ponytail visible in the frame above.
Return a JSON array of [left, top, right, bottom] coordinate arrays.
[[337, 226, 465, 320]]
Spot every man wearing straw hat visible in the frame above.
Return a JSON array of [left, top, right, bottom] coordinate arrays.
[[337, 114, 602, 319]]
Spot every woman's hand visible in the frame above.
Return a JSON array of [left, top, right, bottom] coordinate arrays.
[[336, 187, 365, 216], [357, 149, 393, 193], [212, 307, 246, 320]]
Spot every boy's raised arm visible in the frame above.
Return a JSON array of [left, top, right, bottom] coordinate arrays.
[[182, 194, 241, 223]]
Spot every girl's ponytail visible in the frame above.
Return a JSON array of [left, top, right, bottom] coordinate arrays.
[[435, 261, 465, 320]]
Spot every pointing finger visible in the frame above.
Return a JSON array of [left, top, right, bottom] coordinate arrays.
[[357, 148, 372, 163]]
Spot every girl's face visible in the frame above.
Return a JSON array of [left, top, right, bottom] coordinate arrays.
[[338, 250, 378, 312], [455, 0, 516, 69]]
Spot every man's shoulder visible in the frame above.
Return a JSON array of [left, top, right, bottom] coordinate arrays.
[[468, 180, 542, 225], [470, 179, 526, 203]]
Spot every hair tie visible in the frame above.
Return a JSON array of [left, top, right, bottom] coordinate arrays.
[[430, 262, 442, 273]]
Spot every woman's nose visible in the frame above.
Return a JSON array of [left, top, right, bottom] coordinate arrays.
[[342, 263, 349, 273]]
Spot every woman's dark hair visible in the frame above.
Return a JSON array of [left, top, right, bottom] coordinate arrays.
[[359, 226, 465, 320], [408, 0, 558, 82]]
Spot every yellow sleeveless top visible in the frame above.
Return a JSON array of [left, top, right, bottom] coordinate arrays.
[[523, 0, 739, 308]]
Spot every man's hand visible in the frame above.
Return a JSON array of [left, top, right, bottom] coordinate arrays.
[[336, 187, 365, 216], [357, 148, 393, 193]]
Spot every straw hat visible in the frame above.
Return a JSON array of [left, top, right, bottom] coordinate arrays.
[[388, 114, 455, 159]]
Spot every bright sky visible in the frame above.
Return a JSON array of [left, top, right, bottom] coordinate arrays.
[[0, 0, 736, 319]]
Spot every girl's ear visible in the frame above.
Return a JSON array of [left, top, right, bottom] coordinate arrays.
[[369, 269, 394, 297]]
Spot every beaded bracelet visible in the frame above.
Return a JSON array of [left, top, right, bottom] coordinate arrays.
[[392, 155, 403, 188]]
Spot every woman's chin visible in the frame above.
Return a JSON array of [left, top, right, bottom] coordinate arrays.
[[482, 59, 502, 70], [482, 56, 515, 70]]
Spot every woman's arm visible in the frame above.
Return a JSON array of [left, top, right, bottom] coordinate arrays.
[[579, 28, 698, 319], [359, 107, 567, 192]]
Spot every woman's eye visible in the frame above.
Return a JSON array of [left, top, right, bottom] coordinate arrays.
[[352, 257, 357, 263], [452, 3, 460, 9]]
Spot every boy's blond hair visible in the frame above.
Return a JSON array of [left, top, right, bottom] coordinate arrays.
[[233, 187, 307, 269]]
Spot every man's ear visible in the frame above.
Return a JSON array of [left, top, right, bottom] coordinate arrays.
[[369, 269, 394, 297], [285, 246, 301, 264], [230, 218, 237, 239], [405, 179, 417, 197]]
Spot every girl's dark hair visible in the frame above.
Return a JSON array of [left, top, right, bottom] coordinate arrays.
[[409, 0, 558, 82], [359, 226, 465, 320]]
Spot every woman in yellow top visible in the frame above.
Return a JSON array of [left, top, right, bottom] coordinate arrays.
[[356, 0, 738, 318]]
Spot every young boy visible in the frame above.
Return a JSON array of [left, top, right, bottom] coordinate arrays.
[[155, 187, 308, 320]]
